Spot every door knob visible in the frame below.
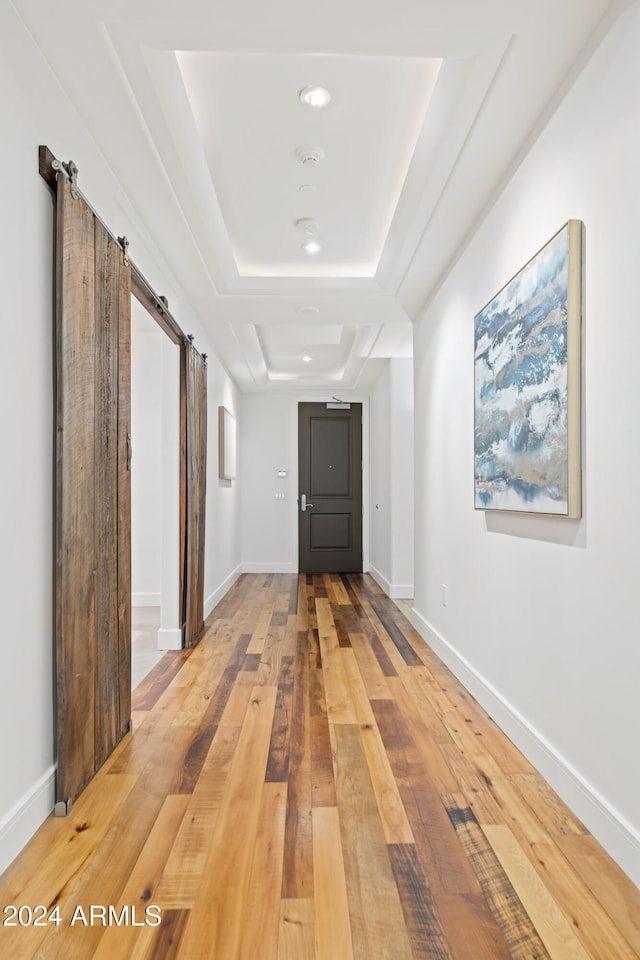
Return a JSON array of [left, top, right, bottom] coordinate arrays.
[[301, 493, 314, 511]]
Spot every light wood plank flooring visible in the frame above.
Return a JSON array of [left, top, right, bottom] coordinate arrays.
[[1, 573, 639, 959]]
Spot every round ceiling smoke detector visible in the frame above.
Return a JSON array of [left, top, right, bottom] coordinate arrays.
[[295, 218, 319, 236], [295, 145, 325, 166]]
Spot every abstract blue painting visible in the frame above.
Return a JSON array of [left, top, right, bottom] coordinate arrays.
[[474, 221, 582, 516]]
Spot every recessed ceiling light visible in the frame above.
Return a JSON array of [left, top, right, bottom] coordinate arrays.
[[299, 86, 331, 108], [302, 240, 321, 255], [302, 355, 313, 363]]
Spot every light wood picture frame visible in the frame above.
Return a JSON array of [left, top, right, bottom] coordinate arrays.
[[474, 219, 582, 517], [218, 406, 236, 481]]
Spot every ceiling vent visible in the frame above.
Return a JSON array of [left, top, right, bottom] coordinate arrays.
[[296, 218, 319, 236], [295, 145, 325, 165]]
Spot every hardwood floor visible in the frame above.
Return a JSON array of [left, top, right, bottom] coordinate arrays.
[[1, 573, 639, 959]]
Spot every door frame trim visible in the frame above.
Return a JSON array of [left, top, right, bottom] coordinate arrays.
[[295, 394, 370, 573]]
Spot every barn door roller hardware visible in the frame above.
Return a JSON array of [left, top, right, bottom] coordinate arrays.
[[117, 235, 130, 266], [40, 146, 188, 346], [51, 158, 80, 199]]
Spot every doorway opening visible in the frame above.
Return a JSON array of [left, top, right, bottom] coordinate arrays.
[[130, 297, 181, 687]]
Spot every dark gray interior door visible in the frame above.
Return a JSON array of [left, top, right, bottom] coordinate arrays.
[[298, 402, 363, 573]]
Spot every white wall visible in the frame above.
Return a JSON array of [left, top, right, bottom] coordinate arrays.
[[204, 355, 243, 612], [390, 359, 414, 596], [370, 366, 392, 586], [0, 4, 58, 876], [412, 1, 640, 885], [240, 392, 373, 573], [0, 3, 241, 874], [131, 301, 164, 604], [240, 395, 303, 573], [158, 331, 182, 648], [370, 359, 414, 597]]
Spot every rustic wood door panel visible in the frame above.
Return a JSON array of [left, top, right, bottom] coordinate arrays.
[[55, 175, 131, 807], [116, 242, 132, 742], [181, 341, 207, 648]]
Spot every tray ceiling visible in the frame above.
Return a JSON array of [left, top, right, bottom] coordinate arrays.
[[14, 0, 618, 391]]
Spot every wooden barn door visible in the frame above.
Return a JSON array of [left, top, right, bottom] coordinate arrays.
[[55, 174, 131, 811], [181, 340, 207, 648]]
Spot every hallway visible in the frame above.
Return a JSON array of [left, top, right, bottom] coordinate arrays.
[[1, 573, 638, 959]]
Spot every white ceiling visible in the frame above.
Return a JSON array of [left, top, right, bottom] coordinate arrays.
[[176, 51, 442, 278], [15, 0, 618, 392]]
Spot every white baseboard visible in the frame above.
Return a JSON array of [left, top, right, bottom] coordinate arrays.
[[205, 564, 243, 618], [0, 765, 56, 877], [157, 627, 182, 651], [369, 565, 414, 600], [392, 585, 414, 599], [240, 562, 297, 574], [132, 592, 161, 607], [410, 607, 640, 888]]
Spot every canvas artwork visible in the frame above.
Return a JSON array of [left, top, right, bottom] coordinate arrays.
[[474, 220, 582, 517]]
